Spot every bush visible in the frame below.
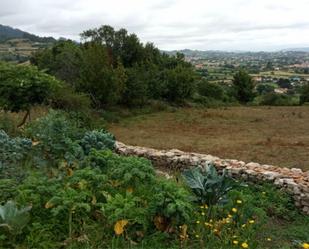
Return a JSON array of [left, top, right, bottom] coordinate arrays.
[[260, 93, 297, 106], [0, 130, 32, 180], [300, 83, 309, 105], [80, 130, 115, 155], [50, 85, 91, 113], [198, 80, 225, 100], [26, 110, 84, 166]]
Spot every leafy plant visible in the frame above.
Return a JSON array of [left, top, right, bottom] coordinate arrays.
[[80, 130, 115, 155], [0, 130, 32, 180], [0, 201, 31, 234], [26, 110, 84, 166], [183, 164, 238, 208]]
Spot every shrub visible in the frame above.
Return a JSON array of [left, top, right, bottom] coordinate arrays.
[[0, 130, 32, 180], [80, 130, 115, 155], [26, 110, 84, 166], [300, 83, 309, 105], [50, 85, 91, 113], [260, 93, 296, 106], [198, 80, 225, 100]]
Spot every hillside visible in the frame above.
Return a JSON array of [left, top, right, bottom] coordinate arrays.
[[0, 24, 56, 43], [0, 24, 56, 63]]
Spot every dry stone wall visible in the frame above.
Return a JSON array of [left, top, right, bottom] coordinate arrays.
[[115, 141, 309, 215]]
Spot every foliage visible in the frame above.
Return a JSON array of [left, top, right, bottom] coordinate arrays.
[[300, 83, 309, 105], [26, 110, 84, 166], [0, 130, 32, 179], [32, 25, 199, 108], [0, 62, 59, 113], [80, 130, 115, 155], [31, 40, 82, 87], [164, 65, 197, 103], [50, 84, 91, 113], [260, 93, 297, 106], [182, 164, 239, 208], [0, 201, 31, 234], [198, 79, 226, 100], [232, 70, 255, 103], [256, 84, 275, 95]]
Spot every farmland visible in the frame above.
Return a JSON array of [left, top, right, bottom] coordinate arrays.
[[109, 106, 309, 171]]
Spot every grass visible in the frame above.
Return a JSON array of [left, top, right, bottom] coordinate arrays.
[[108, 106, 309, 171]]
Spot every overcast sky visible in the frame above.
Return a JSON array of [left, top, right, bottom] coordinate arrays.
[[1, 0, 309, 51]]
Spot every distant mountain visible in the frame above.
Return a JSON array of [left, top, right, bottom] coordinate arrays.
[[0, 24, 56, 43], [281, 47, 309, 52]]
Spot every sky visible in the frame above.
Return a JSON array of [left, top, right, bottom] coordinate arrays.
[[0, 0, 309, 51]]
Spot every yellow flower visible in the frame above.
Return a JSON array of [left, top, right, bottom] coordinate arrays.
[[303, 243, 309, 249], [249, 220, 255, 224], [241, 242, 249, 248], [266, 238, 272, 241], [232, 208, 237, 213], [196, 220, 200, 224], [204, 204, 208, 209], [228, 214, 233, 218], [195, 234, 200, 238], [233, 235, 238, 238], [200, 205, 204, 209], [233, 240, 239, 245], [114, 219, 128, 235], [201, 212, 205, 216], [236, 200, 242, 204], [241, 224, 246, 228]]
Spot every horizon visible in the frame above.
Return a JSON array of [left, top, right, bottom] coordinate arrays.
[[0, 0, 309, 51]]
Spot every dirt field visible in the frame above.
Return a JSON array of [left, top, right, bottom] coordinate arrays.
[[109, 106, 309, 171]]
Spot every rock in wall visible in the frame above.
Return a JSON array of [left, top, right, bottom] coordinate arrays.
[[115, 141, 309, 215]]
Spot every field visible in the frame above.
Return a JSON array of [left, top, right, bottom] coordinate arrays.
[[109, 106, 309, 171]]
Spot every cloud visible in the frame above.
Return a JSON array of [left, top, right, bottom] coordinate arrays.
[[0, 0, 309, 51]]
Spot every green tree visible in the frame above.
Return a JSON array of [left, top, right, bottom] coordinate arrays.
[[232, 70, 255, 103], [164, 65, 196, 103], [0, 62, 60, 126], [256, 84, 275, 95], [31, 40, 82, 87], [78, 43, 125, 107], [300, 83, 309, 105], [198, 80, 225, 100]]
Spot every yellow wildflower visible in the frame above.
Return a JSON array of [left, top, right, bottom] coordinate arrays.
[[241, 224, 246, 228], [200, 205, 204, 209], [201, 212, 205, 216], [233, 240, 239, 245], [266, 238, 272, 241], [228, 214, 233, 218], [195, 234, 200, 238], [114, 219, 128, 236], [303, 243, 309, 249], [241, 242, 249, 248], [232, 208, 237, 213], [236, 200, 242, 204], [249, 220, 255, 224], [196, 220, 200, 224]]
